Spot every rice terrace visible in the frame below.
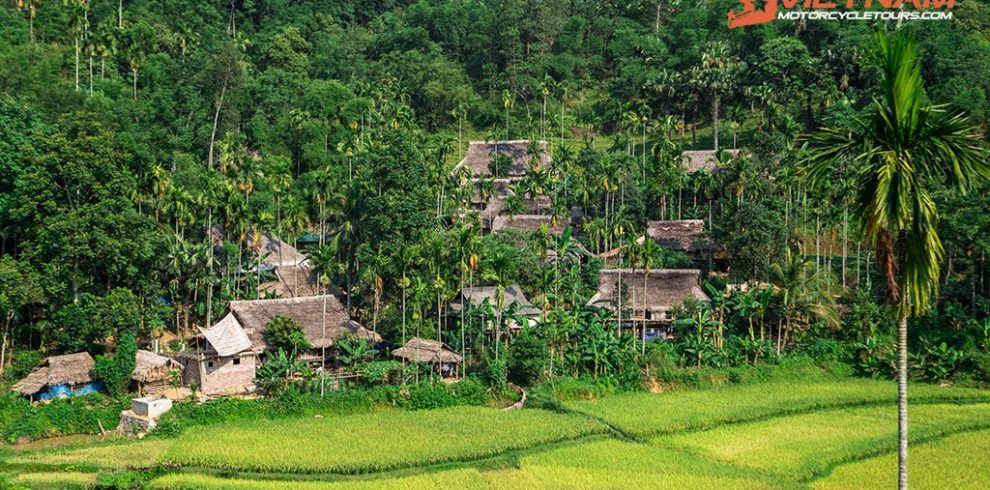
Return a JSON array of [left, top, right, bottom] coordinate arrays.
[[2, 378, 988, 488], [3, 0, 990, 489]]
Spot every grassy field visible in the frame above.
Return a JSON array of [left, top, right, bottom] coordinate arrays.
[[813, 430, 990, 490], [163, 406, 605, 474], [657, 403, 990, 479], [4, 378, 989, 489], [565, 379, 990, 437]]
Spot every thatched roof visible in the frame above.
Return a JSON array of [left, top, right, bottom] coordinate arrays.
[[12, 352, 95, 396], [473, 179, 553, 221], [456, 140, 550, 178], [131, 350, 183, 383], [229, 296, 381, 351], [200, 313, 254, 357], [254, 232, 309, 268], [491, 215, 565, 235], [647, 220, 707, 252], [588, 269, 709, 320], [681, 149, 739, 173], [450, 285, 541, 316], [258, 266, 330, 298], [392, 337, 463, 364]]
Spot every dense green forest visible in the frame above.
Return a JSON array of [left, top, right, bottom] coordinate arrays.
[[2, 0, 990, 393]]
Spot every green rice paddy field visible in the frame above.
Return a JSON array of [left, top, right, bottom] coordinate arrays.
[[4, 379, 989, 489]]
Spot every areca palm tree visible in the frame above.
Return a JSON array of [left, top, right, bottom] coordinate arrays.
[[801, 32, 990, 490], [770, 248, 838, 355]]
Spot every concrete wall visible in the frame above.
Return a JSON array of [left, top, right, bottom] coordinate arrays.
[[183, 354, 256, 396]]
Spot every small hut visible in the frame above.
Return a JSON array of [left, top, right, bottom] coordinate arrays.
[[12, 352, 100, 401], [131, 350, 184, 396], [392, 337, 463, 375]]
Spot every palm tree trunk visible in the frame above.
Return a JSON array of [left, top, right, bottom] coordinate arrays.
[[206, 209, 214, 328], [897, 311, 909, 490], [642, 272, 648, 355], [842, 205, 849, 287], [617, 269, 622, 336], [74, 36, 80, 92], [207, 82, 227, 170], [712, 95, 720, 151], [321, 291, 327, 397]]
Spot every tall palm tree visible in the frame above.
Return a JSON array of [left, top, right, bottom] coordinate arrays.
[[802, 32, 989, 489]]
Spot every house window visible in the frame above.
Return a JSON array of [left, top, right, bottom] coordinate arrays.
[[233, 358, 241, 365], [207, 361, 214, 368]]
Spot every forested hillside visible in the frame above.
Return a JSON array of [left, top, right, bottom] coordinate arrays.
[[2, 0, 990, 388]]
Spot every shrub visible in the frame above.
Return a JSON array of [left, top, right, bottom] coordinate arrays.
[[93, 333, 138, 398], [486, 357, 507, 392], [6, 350, 42, 382], [794, 337, 850, 362], [266, 316, 311, 353], [0, 392, 125, 442], [358, 360, 412, 385], [508, 329, 548, 386]]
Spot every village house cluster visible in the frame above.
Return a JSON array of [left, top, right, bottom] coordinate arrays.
[[11, 141, 729, 403]]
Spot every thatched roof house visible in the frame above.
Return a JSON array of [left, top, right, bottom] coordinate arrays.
[[392, 337, 463, 365], [491, 215, 565, 235], [588, 269, 709, 323], [228, 296, 381, 352], [450, 285, 542, 317], [456, 140, 550, 178], [681, 149, 739, 173], [181, 295, 380, 397], [647, 220, 708, 252], [131, 350, 184, 396], [12, 352, 97, 399]]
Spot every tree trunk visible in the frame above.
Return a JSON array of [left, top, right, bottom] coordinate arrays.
[[616, 269, 622, 336], [74, 37, 80, 92], [118, 0, 123, 29], [897, 311, 909, 490], [321, 291, 327, 397], [842, 205, 848, 287], [207, 82, 227, 170], [206, 209, 214, 329], [711, 95, 720, 151], [0, 315, 11, 375]]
